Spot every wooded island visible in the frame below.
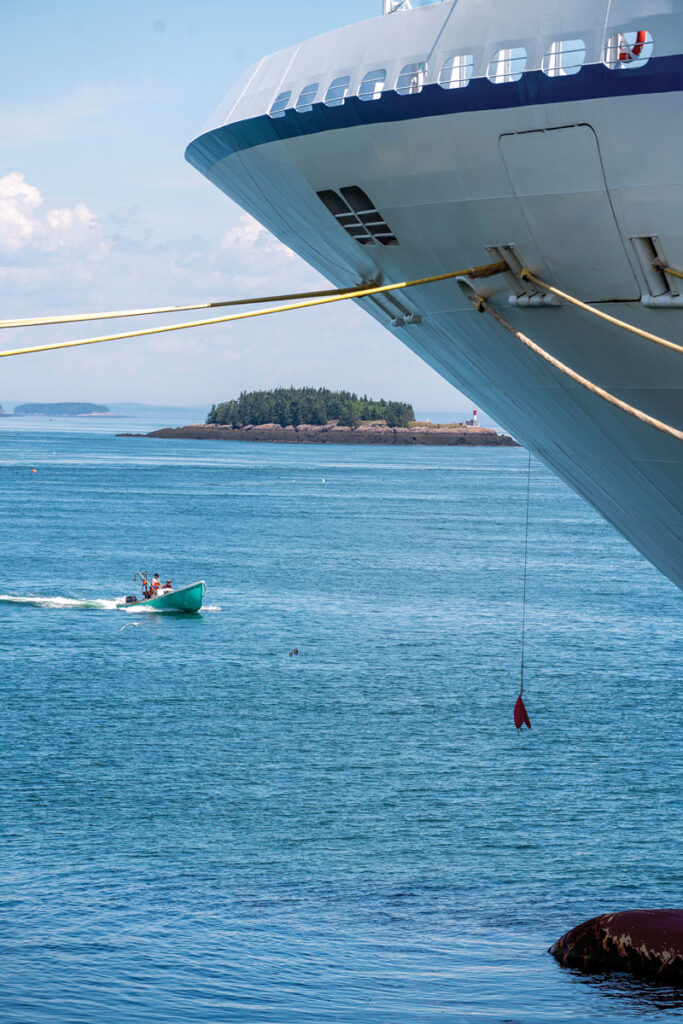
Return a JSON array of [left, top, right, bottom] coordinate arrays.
[[124, 389, 517, 447], [13, 403, 110, 416], [207, 388, 414, 429]]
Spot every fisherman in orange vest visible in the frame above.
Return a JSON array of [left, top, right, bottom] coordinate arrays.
[[150, 573, 161, 595]]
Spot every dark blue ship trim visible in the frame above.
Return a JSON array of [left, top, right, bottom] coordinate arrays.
[[186, 55, 683, 173]]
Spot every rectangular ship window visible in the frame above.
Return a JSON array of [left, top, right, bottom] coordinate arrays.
[[269, 90, 291, 118], [542, 39, 586, 76], [324, 76, 351, 107], [487, 47, 527, 83], [604, 30, 653, 70], [358, 69, 387, 101], [296, 83, 319, 112], [396, 61, 427, 95], [439, 54, 474, 89]]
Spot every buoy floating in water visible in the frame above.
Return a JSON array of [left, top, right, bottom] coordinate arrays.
[[550, 910, 683, 981]]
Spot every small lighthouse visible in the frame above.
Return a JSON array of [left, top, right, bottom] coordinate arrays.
[[473, 408, 478, 426]]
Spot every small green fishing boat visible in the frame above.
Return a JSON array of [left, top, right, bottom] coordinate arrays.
[[121, 579, 206, 613]]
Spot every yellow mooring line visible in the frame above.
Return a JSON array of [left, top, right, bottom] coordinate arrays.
[[0, 286, 364, 330], [653, 260, 683, 283], [521, 268, 683, 355], [3, 260, 681, 442], [0, 262, 507, 360], [470, 292, 683, 442]]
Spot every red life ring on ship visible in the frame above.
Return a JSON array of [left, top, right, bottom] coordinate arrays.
[[633, 30, 648, 56], [619, 30, 648, 61]]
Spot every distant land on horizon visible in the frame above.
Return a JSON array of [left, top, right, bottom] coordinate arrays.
[[107, 402, 212, 418], [12, 402, 110, 417], [0, 400, 499, 429], [0, 401, 213, 417]]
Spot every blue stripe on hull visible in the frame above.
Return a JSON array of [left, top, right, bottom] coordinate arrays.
[[186, 55, 683, 172]]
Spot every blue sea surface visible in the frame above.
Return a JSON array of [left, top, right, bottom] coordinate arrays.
[[0, 421, 681, 1023]]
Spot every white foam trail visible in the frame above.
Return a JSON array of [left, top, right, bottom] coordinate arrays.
[[0, 595, 222, 613], [130, 603, 222, 614], [132, 605, 174, 614], [0, 594, 121, 611]]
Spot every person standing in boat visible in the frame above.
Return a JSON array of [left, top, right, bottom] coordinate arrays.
[[150, 573, 161, 596]]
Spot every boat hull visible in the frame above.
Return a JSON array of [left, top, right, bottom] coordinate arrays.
[[186, 12, 683, 590], [126, 581, 207, 613]]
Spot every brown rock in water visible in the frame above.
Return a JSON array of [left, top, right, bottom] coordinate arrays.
[[550, 910, 683, 982], [120, 423, 518, 447]]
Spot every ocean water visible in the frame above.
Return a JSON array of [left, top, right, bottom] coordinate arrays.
[[0, 421, 681, 1023]]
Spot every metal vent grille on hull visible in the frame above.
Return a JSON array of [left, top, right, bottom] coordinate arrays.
[[316, 187, 398, 246]]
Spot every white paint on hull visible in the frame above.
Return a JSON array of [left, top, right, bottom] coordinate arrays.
[[187, 0, 683, 589]]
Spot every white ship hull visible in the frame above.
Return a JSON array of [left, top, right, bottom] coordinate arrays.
[[187, 0, 683, 590]]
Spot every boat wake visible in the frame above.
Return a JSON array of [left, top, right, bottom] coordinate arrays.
[[125, 603, 222, 614], [0, 595, 222, 613], [0, 594, 122, 611]]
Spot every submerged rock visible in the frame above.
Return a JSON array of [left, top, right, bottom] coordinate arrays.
[[550, 910, 683, 982]]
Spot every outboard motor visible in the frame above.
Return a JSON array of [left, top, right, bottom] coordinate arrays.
[[125, 595, 138, 604]]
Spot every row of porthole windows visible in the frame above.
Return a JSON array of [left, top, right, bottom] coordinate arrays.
[[269, 30, 653, 116]]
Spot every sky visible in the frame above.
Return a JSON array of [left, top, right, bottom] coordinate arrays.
[[1, 0, 473, 413]]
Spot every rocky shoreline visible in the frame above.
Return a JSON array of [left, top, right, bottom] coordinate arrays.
[[120, 422, 518, 447]]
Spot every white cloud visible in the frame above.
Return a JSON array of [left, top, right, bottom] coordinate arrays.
[[0, 172, 107, 260], [0, 176, 468, 410], [45, 204, 99, 248], [167, 211, 319, 303], [0, 173, 43, 253], [221, 213, 295, 262]]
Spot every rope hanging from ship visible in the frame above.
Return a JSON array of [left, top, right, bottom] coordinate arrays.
[[651, 259, 683, 283], [0, 262, 507, 334], [0, 262, 506, 358], [467, 291, 683, 442], [514, 449, 533, 733], [520, 269, 683, 355], [1, 262, 681, 443], [0, 286, 373, 330]]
